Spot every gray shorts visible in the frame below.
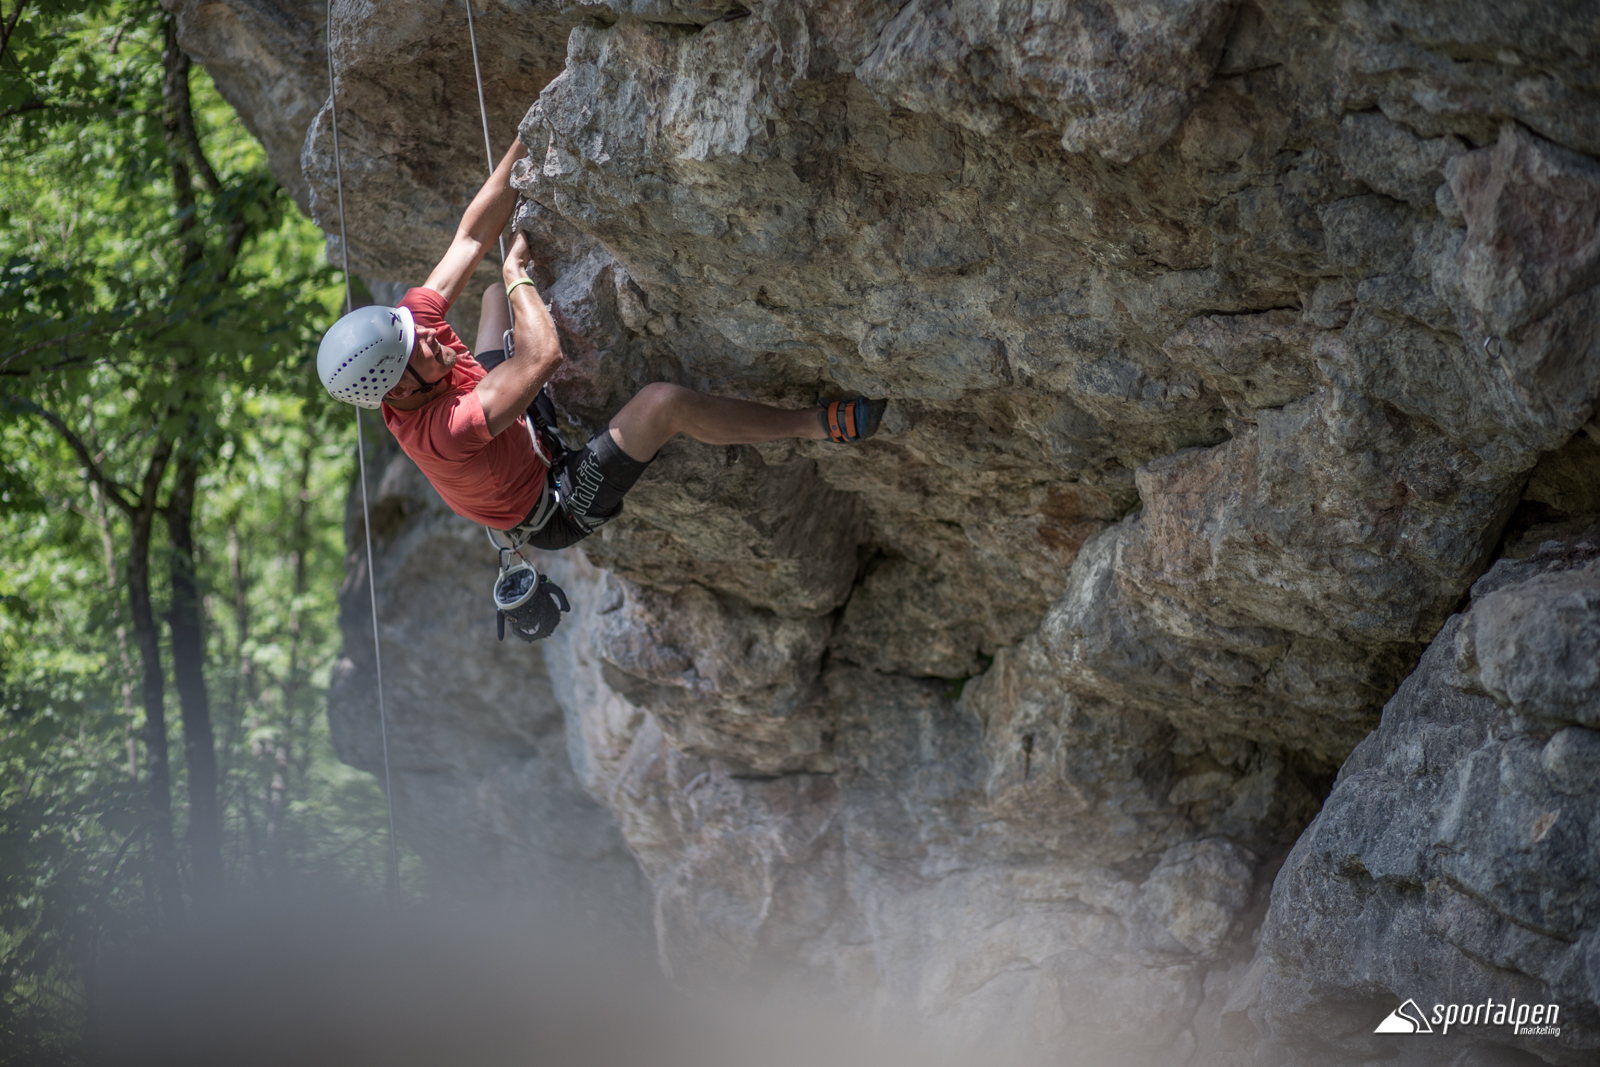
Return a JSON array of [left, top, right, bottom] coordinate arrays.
[[477, 347, 653, 550], [498, 427, 652, 551]]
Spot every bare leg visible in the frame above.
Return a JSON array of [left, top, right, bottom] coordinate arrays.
[[608, 383, 827, 462], [474, 281, 512, 356]]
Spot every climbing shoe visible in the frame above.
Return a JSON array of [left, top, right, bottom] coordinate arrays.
[[819, 396, 887, 443]]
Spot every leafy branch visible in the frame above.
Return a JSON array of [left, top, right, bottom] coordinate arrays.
[[0, 1, 28, 67], [0, 97, 44, 119], [2, 394, 136, 510], [0, 320, 126, 374]]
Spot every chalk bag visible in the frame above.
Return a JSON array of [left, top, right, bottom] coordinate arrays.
[[494, 559, 570, 642]]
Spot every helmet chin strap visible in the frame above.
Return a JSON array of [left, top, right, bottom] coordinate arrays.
[[403, 362, 448, 394]]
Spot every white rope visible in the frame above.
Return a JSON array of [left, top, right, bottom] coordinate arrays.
[[318, 2, 509, 907], [327, 0, 401, 908], [463, 0, 508, 267]]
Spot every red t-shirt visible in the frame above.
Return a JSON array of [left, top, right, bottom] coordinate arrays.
[[381, 287, 547, 529]]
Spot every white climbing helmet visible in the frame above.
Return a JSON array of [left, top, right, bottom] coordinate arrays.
[[317, 305, 417, 408]]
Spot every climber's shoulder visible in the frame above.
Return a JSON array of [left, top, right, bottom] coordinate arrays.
[[399, 285, 450, 322]]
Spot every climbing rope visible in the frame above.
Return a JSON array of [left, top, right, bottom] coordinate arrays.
[[463, 0, 509, 268], [326, 0, 401, 908], [320, 0, 519, 906]]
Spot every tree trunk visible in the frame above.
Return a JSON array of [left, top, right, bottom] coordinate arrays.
[[227, 517, 253, 710], [166, 447, 222, 900], [161, 9, 227, 901], [126, 438, 183, 923], [161, 15, 204, 274], [274, 435, 316, 875], [224, 517, 260, 879], [90, 482, 140, 782]]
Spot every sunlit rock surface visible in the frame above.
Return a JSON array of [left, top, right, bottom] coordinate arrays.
[[174, 0, 1600, 1061]]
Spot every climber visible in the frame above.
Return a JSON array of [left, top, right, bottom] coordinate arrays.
[[315, 138, 886, 553]]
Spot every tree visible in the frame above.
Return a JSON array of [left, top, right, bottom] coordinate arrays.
[[4, 2, 419, 1062], [1, 7, 409, 1057], [3, 0, 332, 901]]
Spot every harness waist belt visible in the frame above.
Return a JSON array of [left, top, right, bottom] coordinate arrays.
[[504, 475, 558, 541]]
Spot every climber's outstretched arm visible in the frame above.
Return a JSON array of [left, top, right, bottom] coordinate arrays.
[[422, 137, 525, 307], [478, 231, 562, 437]]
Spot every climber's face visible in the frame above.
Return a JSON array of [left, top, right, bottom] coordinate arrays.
[[384, 326, 457, 404]]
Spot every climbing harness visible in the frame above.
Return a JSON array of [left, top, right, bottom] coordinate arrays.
[[327, 0, 401, 906], [481, 396, 572, 643]]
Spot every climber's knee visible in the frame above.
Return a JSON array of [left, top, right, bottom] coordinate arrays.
[[632, 381, 692, 415], [622, 382, 698, 434], [608, 382, 695, 462]]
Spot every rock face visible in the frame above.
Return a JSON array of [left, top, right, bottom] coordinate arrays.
[[324, 430, 651, 935], [171, 0, 1600, 1061], [1249, 532, 1600, 1067]]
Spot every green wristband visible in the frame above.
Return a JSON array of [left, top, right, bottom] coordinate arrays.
[[505, 277, 536, 299]]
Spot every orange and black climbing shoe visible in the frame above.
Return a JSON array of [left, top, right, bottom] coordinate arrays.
[[820, 397, 887, 443]]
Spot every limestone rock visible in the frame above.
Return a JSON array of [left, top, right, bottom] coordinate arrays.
[[592, 577, 836, 773], [854, 0, 1239, 163], [165, 0, 330, 206], [326, 435, 651, 937], [1452, 123, 1600, 340], [1339, 111, 1466, 210], [1248, 531, 1600, 1066], [173, 0, 1600, 1059]]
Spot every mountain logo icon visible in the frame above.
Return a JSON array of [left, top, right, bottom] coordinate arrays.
[[1375, 999, 1434, 1033]]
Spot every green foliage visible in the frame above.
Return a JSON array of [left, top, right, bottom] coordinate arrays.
[[0, 550, 138, 1064], [197, 394, 420, 893], [0, 0, 135, 142], [0, 431, 146, 1064], [1, 0, 336, 434], [0, 2, 416, 1060]]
